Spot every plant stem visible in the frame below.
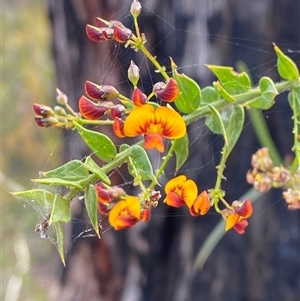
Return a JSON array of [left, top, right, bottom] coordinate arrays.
[[149, 141, 177, 190], [248, 108, 282, 166], [138, 44, 170, 81]]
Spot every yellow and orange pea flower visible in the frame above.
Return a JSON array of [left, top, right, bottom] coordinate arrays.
[[163, 175, 211, 215], [223, 199, 253, 234], [108, 196, 141, 230], [123, 104, 186, 152]]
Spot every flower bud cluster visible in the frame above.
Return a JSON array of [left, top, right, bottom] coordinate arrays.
[[247, 148, 300, 211], [247, 148, 290, 192], [33, 90, 69, 128], [79, 81, 125, 121], [86, 18, 132, 44]]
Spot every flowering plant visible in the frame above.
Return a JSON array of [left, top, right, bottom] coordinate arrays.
[[13, 0, 300, 265]]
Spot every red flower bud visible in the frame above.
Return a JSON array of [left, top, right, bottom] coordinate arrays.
[[113, 118, 125, 138], [153, 78, 180, 102], [78, 95, 107, 120], [113, 25, 132, 43], [85, 81, 119, 101], [33, 103, 54, 116], [34, 116, 58, 127], [110, 104, 125, 119], [98, 202, 110, 215], [95, 17, 109, 28], [85, 24, 113, 42], [132, 88, 148, 106]]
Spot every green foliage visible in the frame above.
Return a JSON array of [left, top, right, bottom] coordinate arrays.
[[85, 185, 100, 236], [12, 0, 300, 269], [74, 122, 117, 162], [171, 59, 202, 113], [173, 134, 189, 173]]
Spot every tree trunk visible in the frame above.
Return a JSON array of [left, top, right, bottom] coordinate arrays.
[[47, 0, 300, 300]]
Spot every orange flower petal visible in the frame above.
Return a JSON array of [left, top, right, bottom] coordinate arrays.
[[233, 219, 248, 234], [164, 191, 186, 208], [164, 175, 187, 194], [144, 133, 164, 152], [153, 78, 180, 103], [234, 199, 253, 218], [108, 197, 141, 230], [140, 208, 151, 222], [181, 179, 198, 207], [123, 104, 155, 137], [225, 213, 241, 231], [113, 118, 125, 138], [192, 190, 211, 215], [154, 106, 186, 138], [79, 95, 106, 120], [132, 88, 147, 106]]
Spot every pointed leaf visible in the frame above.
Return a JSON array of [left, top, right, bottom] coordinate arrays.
[[201, 86, 220, 105], [49, 194, 71, 224], [247, 77, 278, 109], [274, 44, 299, 81], [74, 121, 117, 162], [55, 222, 66, 266], [129, 145, 156, 182], [33, 178, 82, 189], [213, 81, 235, 102], [12, 189, 54, 206], [206, 65, 251, 94], [225, 104, 245, 156], [85, 185, 100, 236], [84, 156, 111, 185], [206, 105, 228, 145], [173, 134, 189, 173], [171, 59, 201, 113], [43, 160, 89, 181]]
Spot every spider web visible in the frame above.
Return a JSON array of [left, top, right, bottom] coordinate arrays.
[[17, 1, 300, 258]]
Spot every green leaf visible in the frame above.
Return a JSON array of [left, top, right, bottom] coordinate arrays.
[[55, 222, 66, 266], [274, 43, 299, 81], [49, 194, 71, 224], [224, 104, 245, 156], [85, 185, 100, 236], [201, 86, 220, 105], [128, 145, 156, 183], [84, 156, 111, 185], [173, 134, 189, 173], [206, 65, 251, 94], [206, 105, 228, 145], [247, 77, 278, 109], [43, 160, 89, 181], [33, 178, 82, 189], [74, 121, 117, 162], [171, 59, 201, 113], [11, 189, 54, 206], [213, 81, 235, 102]]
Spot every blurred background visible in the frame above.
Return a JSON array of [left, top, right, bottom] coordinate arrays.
[[2, 0, 300, 300]]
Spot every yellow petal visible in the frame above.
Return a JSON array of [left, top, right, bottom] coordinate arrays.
[[181, 179, 198, 207], [154, 106, 186, 138], [164, 175, 187, 194], [123, 104, 155, 137]]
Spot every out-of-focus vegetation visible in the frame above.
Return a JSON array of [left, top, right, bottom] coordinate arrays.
[[2, 1, 62, 300]]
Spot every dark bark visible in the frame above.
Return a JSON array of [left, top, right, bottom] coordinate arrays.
[[47, 0, 300, 300]]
